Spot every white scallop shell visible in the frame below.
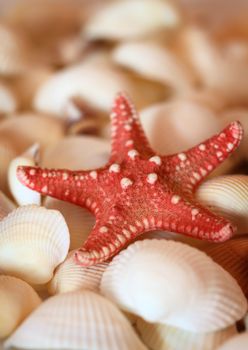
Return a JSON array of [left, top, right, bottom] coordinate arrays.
[[0, 205, 70, 284], [44, 197, 94, 250], [0, 191, 16, 221], [140, 100, 221, 154], [8, 143, 41, 206], [113, 41, 195, 92], [41, 135, 110, 170], [0, 84, 17, 114], [0, 275, 41, 339], [0, 136, 17, 195], [49, 250, 108, 294], [217, 332, 248, 350], [4, 290, 148, 350], [85, 0, 180, 41], [136, 318, 237, 350], [196, 175, 248, 234], [33, 60, 166, 116], [101, 239, 247, 332]]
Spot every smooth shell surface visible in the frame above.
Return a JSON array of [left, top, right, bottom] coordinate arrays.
[[49, 250, 108, 294], [0, 84, 17, 114], [85, 0, 180, 40], [204, 236, 248, 299], [217, 332, 248, 350], [136, 318, 237, 350], [101, 239, 247, 332], [8, 143, 41, 206], [0, 205, 70, 284], [0, 275, 41, 339], [196, 175, 248, 234], [4, 290, 148, 350]]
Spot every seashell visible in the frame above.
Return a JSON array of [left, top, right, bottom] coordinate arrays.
[[101, 239, 247, 332], [140, 100, 221, 154], [196, 175, 248, 234], [44, 197, 95, 250], [4, 289, 148, 350], [48, 250, 108, 295], [0, 113, 64, 153], [113, 41, 195, 92], [217, 332, 248, 350], [0, 135, 18, 195], [41, 135, 110, 170], [8, 143, 41, 206], [0, 83, 17, 114], [136, 318, 237, 350], [0, 205, 70, 284], [84, 0, 181, 41], [33, 60, 167, 116], [0, 191, 16, 221], [203, 236, 248, 299], [0, 275, 41, 339]]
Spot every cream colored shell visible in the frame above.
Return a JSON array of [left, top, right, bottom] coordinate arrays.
[[101, 239, 247, 332], [4, 290, 148, 350], [0, 275, 41, 339], [0, 84, 17, 114], [0, 205, 70, 284], [0, 191, 16, 221], [217, 332, 248, 350]]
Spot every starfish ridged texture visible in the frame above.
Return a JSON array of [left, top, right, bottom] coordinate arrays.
[[17, 93, 243, 266]]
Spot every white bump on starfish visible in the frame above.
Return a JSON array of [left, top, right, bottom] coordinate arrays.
[[149, 156, 161, 166], [217, 151, 223, 158], [117, 234, 127, 244], [29, 169, 36, 176], [99, 226, 108, 233], [110, 112, 117, 118], [129, 225, 137, 233], [42, 172, 47, 178], [143, 218, 149, 229], [199, 144, 206, 151], [62, 172, 69, 181], [200, 168, 207, 176], [29, 182, 35, 188], [122, 229, 131, 239], [102, 246, 110, 255], [48, 172, 52, 178], [120, 103, 126, 110], [214, 144, 219, 149], [109, 164, 120, 173], [127, 149, 139, 160], [178, 153, 187, 161], [90, 171, 97, 179], [41, 185, 48, 192], [120, 177, 133, 189], [193, 172, 201, 180], [171, 195, 181, 204], [65, 189, 70, 196], [125, 140, 134, 147], [124, 124, 132, 131], [147, 173, 158, 185], [227, 142, 234, 151], [191, 208, 199, 221], [207, 164, 213, 171]]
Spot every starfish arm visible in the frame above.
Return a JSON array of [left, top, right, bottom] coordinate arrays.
[[17, 165, 103, 213], [109, 92, 154, 163], [162, 121, 243, 193]]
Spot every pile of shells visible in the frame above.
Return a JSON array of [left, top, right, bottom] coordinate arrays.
[[0, 0, 248, 349]]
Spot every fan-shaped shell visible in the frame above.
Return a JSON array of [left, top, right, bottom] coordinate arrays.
[[8, 143, 41, 206], [204, 236, 248, 299], [140, 100, 222, 154], [101, 239, 247, 332], [0, 191, 16, 221], [0, 275, 41, 338], [136, 318, 237, 350], [113, 41, 195, 92], [33, 60, 166, 116], [84, 0, 180, 41], [4, 290, 148, 350], [196, 175, 248, 234], [0, 84, 17, 114], [217, 332, 248, 350], [49, 250, 108, 294], [0, 205, 70, 284], [41, 135, 110, 170]]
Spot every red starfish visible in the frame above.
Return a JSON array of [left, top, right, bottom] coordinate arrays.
[[17, 93, 243, 266]]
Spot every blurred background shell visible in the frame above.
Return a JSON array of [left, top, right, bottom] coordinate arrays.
[[217, 332, 248, 350], [0, 191, 16, 220]]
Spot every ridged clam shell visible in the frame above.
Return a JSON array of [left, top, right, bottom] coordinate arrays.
[[196, 175, 248, 233], [140, 100, 221, 154], [0, 191, 16, 221], [85, 0, 180, 41], [217, 332, 248, 350], [41, 135, 110, 170], [8, 143, 41, 206], [204, 236, 248, 299], [49, 250, 108, 295], [136, 318, 237, 350], [113, 41, 195, 92], [4, 290, 148, 350], [0, 83, 17, 114], [44, 197, 95, 250], [34, 60, 166, 116], [0, 275, 41, 339], [0, 205, 70, 284], [101, 239, 247, 332]]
